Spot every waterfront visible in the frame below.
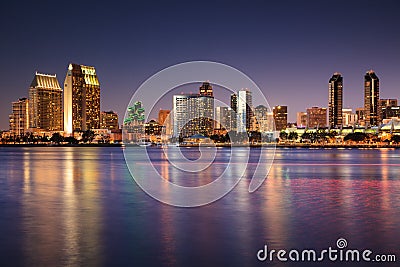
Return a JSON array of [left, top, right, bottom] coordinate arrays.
[[0, 147, 399, 266]]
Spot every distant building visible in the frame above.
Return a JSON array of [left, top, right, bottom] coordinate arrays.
[[380, 99, 399, 119], [158, 109, 171, 135], [9, 98, 29, 135], [64, 63, 101, 134], [100, 111, 119, 130], [356, 107, 365, 125], [254, 105, 273, 132], [173, 82, 214, 138], [328, 72, 343, 128], [306, 107, 327, 128], [237, 90, 253, 132], [29, 72, 63, 131], [273, 105, 287, 131], [296, 112, 307, 128], [230, 93, 237, 131], [364, 70, 381, 126], [342, 108, 358, 126], [124, 101, 145, 134], [145, 120, 162, 136]]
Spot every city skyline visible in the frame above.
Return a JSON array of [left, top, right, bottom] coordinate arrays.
[[1, 1, 400, 130]]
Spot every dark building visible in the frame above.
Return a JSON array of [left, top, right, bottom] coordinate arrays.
[[273, 105, 287, 131], [364, 70, 380, 126], [145, 120, 162, 136], [328, 73, 343, 128], [306, 106, 327, 128], [100, 111, 119, 130], [380, 99, 398, 119], [230, 93, 237, 112], [199, 81, 213, 97]]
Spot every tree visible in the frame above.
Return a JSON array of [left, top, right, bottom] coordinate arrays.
[[288, 131, 298, 142], [344, 132, 367, 142], [82, 130, 96, 143], [50, 133, 64, 144], [391, 135, 400, 144], [279, 131, 288, 141], [65, 136, 79, 144]]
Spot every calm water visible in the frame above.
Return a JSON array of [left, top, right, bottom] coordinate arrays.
[[0, 147, 399, 267]]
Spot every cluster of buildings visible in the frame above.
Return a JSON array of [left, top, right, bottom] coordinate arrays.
[[4, 66, 399, 144], [6, 63, 122, 143], [124, 70, 400, 144]]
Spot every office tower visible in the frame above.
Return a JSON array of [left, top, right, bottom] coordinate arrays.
[[273, 105, 287, 131], [237, 90, 252, 132], [254, 105, 271, 132], [100, 111, 119, 130], [306, 107, 327, 128], [215, 106, 233, 131], [342, 108, 358, 126], [380, 99, 398, 119], [64, 63, 100, 134], [9, 98, 29, 135], [230, 93, 237, 112], [173, 93, 214, 137], [29, 72, 63, 131], [199, 81, 213, 97], [364, 70, 380, 126], [296, 112, 307, 128], [328, 72, 343, 128]]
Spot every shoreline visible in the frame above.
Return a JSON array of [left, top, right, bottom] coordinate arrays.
[[1, 143, 399, 149]]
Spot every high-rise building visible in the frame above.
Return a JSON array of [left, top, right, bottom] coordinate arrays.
[[380, 99, 398, 119], [230, 93, 237, 112], [173, 93, 214, 137], [296, 112, 307, 128], [328, 72, 343, 128], [273, 105, 287, 131], [306, 107, 327, 128], [9, 98, 29, 135], [64, 63, 100, 134], [364, 70, 380, 126], [237, 90, 252, 132], [124, 101, 145, 134], [254, 105, 273, 132], [29, 72, 63, 131], [215, 106, 233, 131], [100, 111, 119, 130]]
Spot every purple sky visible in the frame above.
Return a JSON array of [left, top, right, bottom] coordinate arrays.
[[1, 0, 399, 129]]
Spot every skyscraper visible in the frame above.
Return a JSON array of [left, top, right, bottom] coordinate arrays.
[[9, 98, 29, 135], [173, 82, 214, 138], [364, 70, 380, 126], [64, 63, 100, 134], [237, 90, 252, 132], [273, 105, 287, 131], [29, 72, 63, 131], [215, 106, 233, 131], [328, 72, 343, 128]]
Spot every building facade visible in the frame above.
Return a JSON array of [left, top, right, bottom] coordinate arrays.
[[100, 111, 119, 130], [273, 105, 287, 131], [296, 112, 307, 128], [237, 90, 252, 132], [342, 108, 358, 126], [9, 98, 29, 135], [306, 107, 327, 128], [328, 72, 343, 128], [380, 99, 399, 119], [364, 70, 380, 126], [64, 63, 101, 134], [29, 72, 63, 131]]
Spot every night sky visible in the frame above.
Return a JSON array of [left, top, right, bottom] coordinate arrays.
[[1, 0, 399, 130]]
